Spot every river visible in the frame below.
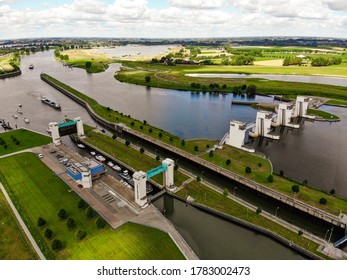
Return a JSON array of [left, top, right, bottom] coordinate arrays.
[[1, 47, 346, 258]]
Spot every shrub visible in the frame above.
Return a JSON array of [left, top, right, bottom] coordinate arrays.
[[66, 217, 76, 229], [140, 147, 145, 153], [226, 159, 231, 166], [330, 189, 336, 195], [159, 132, 163, 138], [77, 198, 87, 209], [86, 207, 95, 219], [140, 125, 143, 130], [125, 140, 130, 146], [57, 208, 68, 219], [37, 217, 47, 227], [209, 150, 214, 158], [245, 167, 252, 174], [75, 229, 87, 240], [292, 185, 300, 193], [194, 145, 199, 152], [145, 76, 151, 83], [223, 188, 229, 196], [258, 162, 262, 167], [267, 175, 274, 183], [196, 176, 201, 182], [149, 128, 153, 133], [51, 239, 63, 251], [130, 121, 135, 127], [95, 217, 107, 229], [256, 207, 262, 215], [44, 228, 53, 239], [319, 198, 327, 205], [279, 170, 284, 177], [181, 140, 185, 146]]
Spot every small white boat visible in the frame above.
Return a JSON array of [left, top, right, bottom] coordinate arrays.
[[119, 169, 131, 180], [95, 154, 106, 161], [77, 143, 85, 149], [90, 151, 96, 156], [24, 118, 30, 123], [29, 64, 34, 69], [17, 109, 23, 114], [12, 114, 18, 119], [112, 165, 121, 171], [107, 161, 115, 167]]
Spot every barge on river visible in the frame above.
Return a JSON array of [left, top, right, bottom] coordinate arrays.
[[41, 97, 61, 110]]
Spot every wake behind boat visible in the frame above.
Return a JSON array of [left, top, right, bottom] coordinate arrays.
[[41, 97, 61, 110]]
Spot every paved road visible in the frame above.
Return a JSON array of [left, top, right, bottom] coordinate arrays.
[[0, 183, 46, 260]]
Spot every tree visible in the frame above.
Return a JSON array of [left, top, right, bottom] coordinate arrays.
[[158, 132, 163, 138], [245, 166, 252, 174], [267, 175, 274, 183], [194, 145, 199, 152], [125, 140, 130, 146], [75, 229, 87, 240], [130, 121, 135, 126], [196, 176, 201, 182], [145, 76, 151, 83], [95, 217, 107, 229], [37, 217, 47, 227], [51, 239, 63, 251], [223, 188, 229, 196], [140, 147, 145, 153], [44, 228, 53, 239], [66, 217, 76, 229], [330, 189, 336, 195], [77, 198, 87, 209], [57, 208, 68, 219], [86, 207, 95, 219], [292, 185, 300, 194], [246, 84, 257, 95], [209, 150, 214, 158], [85, 61, 92, 69], [256, 207, 262, 215], [149, 128, 153, 133], [319, 197, 327, 205], [181, 140, 185, 146], [226, 159, 231, 166]]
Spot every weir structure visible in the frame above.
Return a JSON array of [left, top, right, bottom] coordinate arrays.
[[249, 111, 280, 140], [49, 117, 85, 145], [133, 158, 174, 207], [273, 103, 300, 128]]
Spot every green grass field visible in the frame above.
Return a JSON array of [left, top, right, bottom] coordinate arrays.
[[0, 129, 51, 156], [307, 109, 340, 120], [0, 190, 38, 259], [0, 153, 185, 260]]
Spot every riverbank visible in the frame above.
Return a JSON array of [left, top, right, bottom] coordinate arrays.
[[114, 61, 347, 101], [0, 69, 21, 79]]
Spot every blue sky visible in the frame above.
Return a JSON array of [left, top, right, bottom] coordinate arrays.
[[0, 0, 346, 39]]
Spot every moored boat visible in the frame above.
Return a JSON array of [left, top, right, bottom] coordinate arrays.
[[41, 97, 61, 110]]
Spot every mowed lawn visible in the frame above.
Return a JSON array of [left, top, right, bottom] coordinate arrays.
[[0, 129, 51, 156], [0, 153, 184, 260], [0, 190, 37, 259]]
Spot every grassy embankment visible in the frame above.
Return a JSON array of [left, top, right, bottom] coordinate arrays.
[[0, 129, 51, 156], [307, 109, 340, 120], [115, 61, 347, 101], [176, 181, 328, 259], [0, 153, 185, 260], [0, 54, 15, 73], [0, 190, 38, 260], [59, 49, 116, 73], [42, 74, 347, 216]]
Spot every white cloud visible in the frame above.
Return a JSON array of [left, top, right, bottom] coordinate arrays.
[[169, 0, 226, 9], [323, 0, 347, 11]]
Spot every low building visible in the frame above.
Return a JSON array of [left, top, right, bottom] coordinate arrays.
[[66, 159, 106, 188]]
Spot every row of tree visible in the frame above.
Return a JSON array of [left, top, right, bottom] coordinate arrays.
[[311, 57, 342, 66], [282, 57, 303, 66]]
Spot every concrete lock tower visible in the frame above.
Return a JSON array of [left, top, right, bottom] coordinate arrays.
[[74, 117, 85, 138], [81, 169, 92, 189], [225, 121, 255, 152], [133, 171, 148, 208], [249, 111, 279, 140], [274, 103, 300, 128], [162, 158, 174, 188], [294, 96, 310, 117], [49, 122, 61, 145]]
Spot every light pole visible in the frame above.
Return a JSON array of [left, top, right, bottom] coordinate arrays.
[[155, 149, 158, 157], [275, 206, 280, 217], [200, 171, 204, 181], [233, 186, 237, 196]]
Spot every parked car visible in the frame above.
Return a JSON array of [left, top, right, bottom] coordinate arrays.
[[36, 153, 44, 159]]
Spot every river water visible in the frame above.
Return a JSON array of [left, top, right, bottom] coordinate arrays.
[[1, 47, 346, 259]]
